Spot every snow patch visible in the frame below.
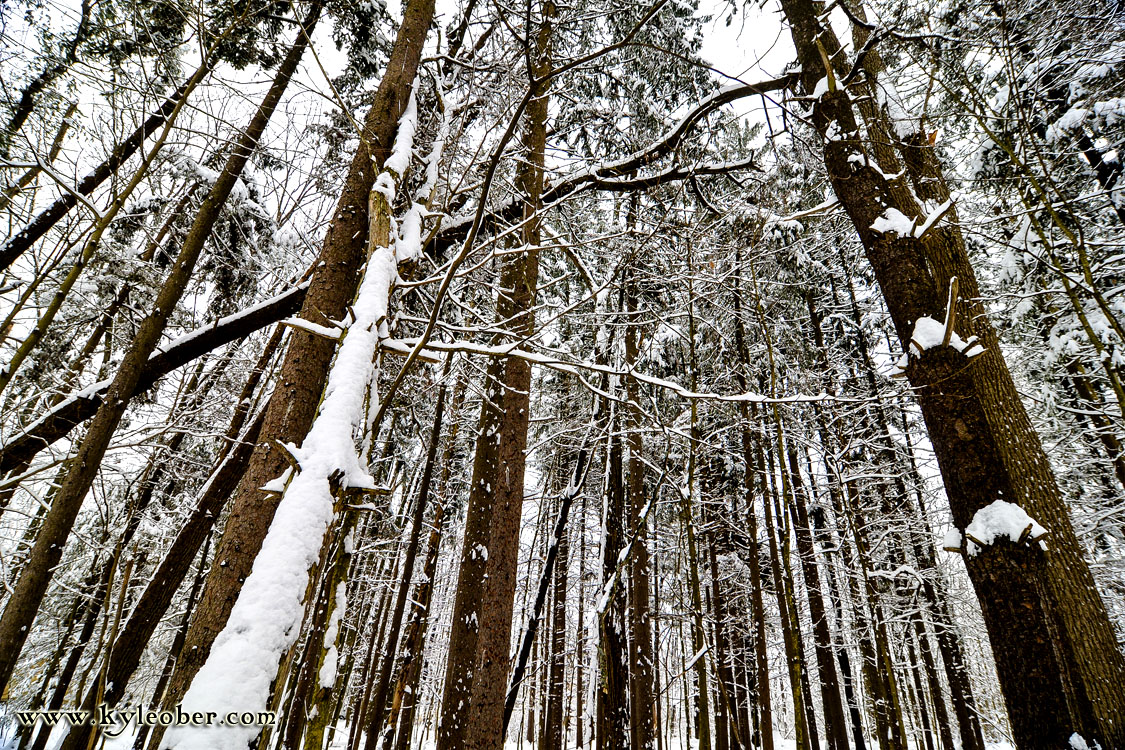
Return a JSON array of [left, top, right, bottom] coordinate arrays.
[[871, 207, 916, 236], [1045, 107, 1089, 142], [908, 316, 984, 358], [964, 500, 1048, 556]]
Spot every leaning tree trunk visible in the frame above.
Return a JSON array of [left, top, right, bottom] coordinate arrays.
[[0, 1, 312, 696], [149, 1, 435, 743]]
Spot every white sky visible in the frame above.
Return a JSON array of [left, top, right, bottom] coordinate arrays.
[[698, 0, 795, 84]]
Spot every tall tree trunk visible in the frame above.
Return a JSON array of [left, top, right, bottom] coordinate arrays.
[[542, 491, 571, 750], [451, 6, 554, 747], [830, 250, 984, 750], [0, 6, 318, 696], [132, 532, 213, 750], [731, 262, 774, 750], [624, 270, 657, 750], [701, 495, 741, 750], [597, 424, 632, 750], [683, 247, 712, 750], [778, 0, 1125, 742], [784, 448, 849, 750], [150, 2, 435, 742]]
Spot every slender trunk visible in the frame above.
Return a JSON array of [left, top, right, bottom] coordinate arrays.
[[731, 265, 773, 750], [0, 7, 316, 696], [784, 448, 849, 750], [133, 532, 213, 750], [575, 491, 587, 750], [703, 505, 740, 750], [362, 365, 452, 747], [542, 492, 570, 750], [348, 558, 396, 750], [597, 425, 631, 750], [683, 248, 711, 750], [457, 7, 553, 747], [625, 270, 657, 750], [752, 414, 810, 749]]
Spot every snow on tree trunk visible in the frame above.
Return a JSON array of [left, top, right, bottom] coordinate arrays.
[[163, 90, 418, 750]]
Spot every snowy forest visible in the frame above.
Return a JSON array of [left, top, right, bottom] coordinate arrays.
[[0, 0, 1124, 747]]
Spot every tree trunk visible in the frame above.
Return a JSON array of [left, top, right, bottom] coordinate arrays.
[[785, 448, 849, 750], [542, 490, 571, 750], [731, 264, 774, 750], [454, 6, 554, 747], [778, 0, 1125, 742], [624, 270, 657, 750], [0, 6, 318, 696], [150, 2, 434, 742], [597, 424, 632, 750]]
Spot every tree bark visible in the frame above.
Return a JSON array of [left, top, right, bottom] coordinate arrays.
[[778, 0, 1125, 742], [449, 6, 554, 748], [149, 2, 435, 741], [624, 270, 657, 750]]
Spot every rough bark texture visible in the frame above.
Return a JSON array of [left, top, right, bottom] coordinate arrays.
[[542, 493, 570, 750], [462, 5, 552, 740], [625, 274, 657, 750], [151, 0, 434, 738], [778, 0, 1125, 743], [597, 427, 632, 750]]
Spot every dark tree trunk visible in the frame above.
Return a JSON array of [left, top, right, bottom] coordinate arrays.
[[778, 0, 1125, 742], [624, 271, 657, 750], [151, 2, 435, 741], [597, 426, 632, 750], [785, 448, 849, 750]]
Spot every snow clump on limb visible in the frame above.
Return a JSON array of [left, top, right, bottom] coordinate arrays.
[[908, 317, 984, 358], [963, 500, 1048, 557], [162, 88, 420, 750]]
